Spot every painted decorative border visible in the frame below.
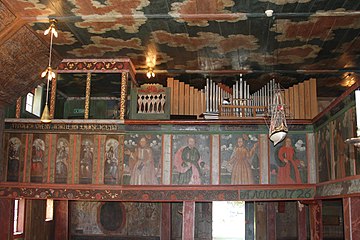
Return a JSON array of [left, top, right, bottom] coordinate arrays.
[[316, 178, 360, 197], [5, 122, 125, 133], [0, 183, 315, 201], [56, 58, 136, 82]]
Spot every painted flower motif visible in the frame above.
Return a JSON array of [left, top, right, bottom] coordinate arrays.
[[217, 193, 225, 200], [170, 194, 177, 200], [95, 193, 102, 200], [142, 194, 150, 200], [39, 192, 47, 198]]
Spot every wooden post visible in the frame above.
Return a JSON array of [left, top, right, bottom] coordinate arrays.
[[16, 97, 21, 118], [267, 202, 276, 240], [161, 203, 171, 239], [49, 74, 57, 119], [120, 72, 128, 120], [84, 72, 91, 119], [309, 200, 322, 240], [255, 202, 267, 240], [343, 197, 360, 240], [54, 200, 69, 240], [0, 198, 13, 240], [182, 201, 195, 240], [298, 202, 307, 240]]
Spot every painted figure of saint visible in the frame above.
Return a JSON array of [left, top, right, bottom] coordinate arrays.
[[31, 139, 45, 182], [174, 137, 203, 184], [126, 137, 157, 185], [7, 137, 21, 182], [276, 137, 304, 184], [228, 137, 258, 184], [55, 138, 69, 183], [105, 146, 118, 180], [80, 141, 93, 181]]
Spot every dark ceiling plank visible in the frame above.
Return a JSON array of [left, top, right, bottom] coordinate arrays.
[[47, 0, 88, 46], [0, 17, 26, 46]]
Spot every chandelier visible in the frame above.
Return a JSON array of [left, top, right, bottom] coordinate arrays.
[[269, 83, 288, 146], [40, 19, 58, 123], [146, 68, 155, 79]]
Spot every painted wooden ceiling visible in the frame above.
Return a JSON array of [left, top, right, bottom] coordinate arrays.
[[1, 0, 360, 106]]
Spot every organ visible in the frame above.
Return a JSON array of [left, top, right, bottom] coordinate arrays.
[[131, 77, 318, 120]]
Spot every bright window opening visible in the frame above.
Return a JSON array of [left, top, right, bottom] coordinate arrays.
[[13, 199, 19, 233], [25, 93, 34, 113], [212, 201, 246, 240], [25, 86, 43, 117], [13, 199, 24, 235], [45, 199, 54, 221]]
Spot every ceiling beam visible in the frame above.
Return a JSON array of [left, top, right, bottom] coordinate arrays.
[[18, 11, 360, 23]]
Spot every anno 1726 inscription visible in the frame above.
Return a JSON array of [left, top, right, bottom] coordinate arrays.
[[240, 188, 315, 200]]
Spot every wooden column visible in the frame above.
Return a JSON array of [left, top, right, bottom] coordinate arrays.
[[182, 201, 195, 240], [161, 203, 171, 240], [255, 202, 267, 240], [119, 72, 128, 120], [0, 198, 13, 240], [49, 74, 57, 119], [54, 200, 69, 240], [267, 202, 276, 240], [343, 197, 360, 240], [298, 202, 307, 240], [309, 200, 322, 240], [84, 72, 91, 119], [15, 97, 21, 118]]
